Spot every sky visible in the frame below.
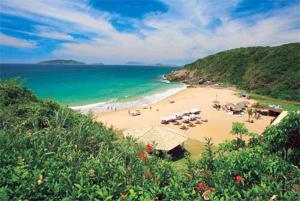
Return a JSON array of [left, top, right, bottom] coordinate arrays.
[[0, 0, 299, 64]]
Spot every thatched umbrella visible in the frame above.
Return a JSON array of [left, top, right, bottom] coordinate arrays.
[[236, 102, 247, 109], [241, 101, 250, 105], [212, 100, 220, 104], [225, 103, 235, 110], [232, 106, 244, 114], [123, 126, 187, 151]]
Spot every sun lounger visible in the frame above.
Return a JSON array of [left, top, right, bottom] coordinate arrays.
[[188, 123, 194, 127], [173, 121, 181, 125], [180, 125, 188, 130], [130, 110, 141, 116], [195, 120, 202, 124]]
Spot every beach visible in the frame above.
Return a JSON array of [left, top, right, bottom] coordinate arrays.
[[94, 86, 273, 145]]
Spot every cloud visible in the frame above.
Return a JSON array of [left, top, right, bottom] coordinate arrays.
[[31, 25, 74, 40], [0, 33, 36, 48], [53, 1, 300, 64], [1, 0, 299, 64], [0, 0, 116, 36]]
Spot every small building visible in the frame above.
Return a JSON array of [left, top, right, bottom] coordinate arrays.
[[271, 111, 288, 125], [268, 108, 283, 117], [123, 126, 188, 151]]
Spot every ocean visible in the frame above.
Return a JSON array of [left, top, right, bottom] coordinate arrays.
[[0, 64, 185, 112]]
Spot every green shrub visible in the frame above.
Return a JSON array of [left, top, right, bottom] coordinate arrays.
[[1, 80, 299, 200]]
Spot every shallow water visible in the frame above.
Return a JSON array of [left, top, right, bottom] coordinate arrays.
[[0, 64, 183, 109]]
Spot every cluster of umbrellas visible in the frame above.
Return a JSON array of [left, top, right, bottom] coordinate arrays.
[[161, 108, 200, 124]]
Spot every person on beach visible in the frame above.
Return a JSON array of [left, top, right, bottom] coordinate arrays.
[[150, 106, 152, 110]]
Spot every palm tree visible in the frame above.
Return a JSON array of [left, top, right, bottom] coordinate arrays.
[[231, 122, 249, 140]]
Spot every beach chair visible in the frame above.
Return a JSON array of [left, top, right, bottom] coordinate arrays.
[[180, 125, 188, 130], [188, 123, 195, 127], [173, 121, 181, 125], [195, 120, 202, 124]]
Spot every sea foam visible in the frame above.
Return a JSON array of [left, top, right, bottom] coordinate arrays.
[[70, 85, 187, 114]]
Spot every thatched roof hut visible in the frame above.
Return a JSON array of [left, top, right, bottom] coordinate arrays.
[[123, 126, 188, 151], [232, 106, 244, 114], [236, 102, 248, 109]]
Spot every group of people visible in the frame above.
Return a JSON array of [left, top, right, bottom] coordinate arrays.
[[107, 106, 117, 111]]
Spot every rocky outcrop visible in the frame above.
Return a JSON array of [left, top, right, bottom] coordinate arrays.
[[165, 69, 190, 81], [165, 69, 215, 86]]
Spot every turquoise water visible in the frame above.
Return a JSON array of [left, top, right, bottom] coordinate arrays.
[[0, 64, 183, 108]]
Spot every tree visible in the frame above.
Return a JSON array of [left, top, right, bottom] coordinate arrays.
[[231, 122, 249, 140], [263, 112, 300, 165], [246, 107, 254, 122]]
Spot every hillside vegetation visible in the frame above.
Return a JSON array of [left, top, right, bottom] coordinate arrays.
[[185, 43, 300, 101], [0, 79, 299, 200]]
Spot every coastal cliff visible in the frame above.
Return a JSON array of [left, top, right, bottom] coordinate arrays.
[[166, 43, 300, 101]]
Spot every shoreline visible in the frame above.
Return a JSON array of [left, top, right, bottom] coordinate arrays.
[[70, 84, 187, 113], [94, 85, 274, 145]]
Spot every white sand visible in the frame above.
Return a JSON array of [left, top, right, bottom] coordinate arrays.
[[94, 86, 273, 145]]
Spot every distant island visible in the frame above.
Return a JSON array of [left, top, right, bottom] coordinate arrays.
[[126, 61, 144, 65], [38, 59, 85, 65]]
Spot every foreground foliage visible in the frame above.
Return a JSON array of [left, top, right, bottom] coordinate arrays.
[[185, 43, 300, 101], [0, 80, 299, 200]]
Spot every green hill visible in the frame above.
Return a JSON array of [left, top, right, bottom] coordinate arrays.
[[185, 43, 300, 101], [38, 59, 85, 65]]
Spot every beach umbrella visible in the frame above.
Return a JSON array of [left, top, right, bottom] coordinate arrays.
[[241, 101, 250, 105], [174, 112, 181, 117], [190, 108, 200, 114], [174, 113, 182, 119], [212, 100, 220, 104], [123, 126, 187, 151], [161, 116, 168, 121], [182, 116, 190, 122], [169, 116, 176, 121], [183, 110, 190, 115], [190, 114, 197, 120]]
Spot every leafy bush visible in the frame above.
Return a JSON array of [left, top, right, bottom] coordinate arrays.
[[0, 80, 299, 200]]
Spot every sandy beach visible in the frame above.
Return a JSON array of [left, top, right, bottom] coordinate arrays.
[[94, 86, 273, 145]]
